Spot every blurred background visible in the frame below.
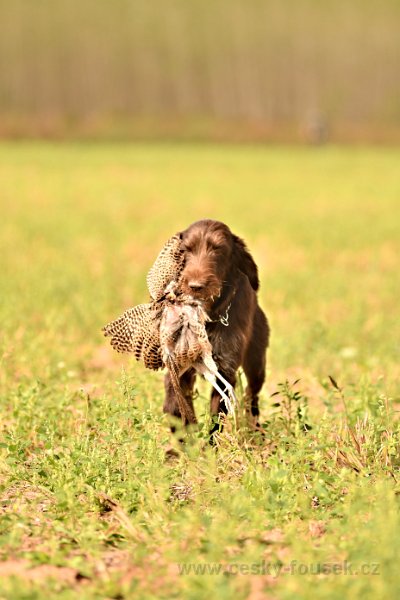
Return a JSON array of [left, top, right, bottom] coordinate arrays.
[[1, 0, 399, 143], [1, 6, 400, 598]]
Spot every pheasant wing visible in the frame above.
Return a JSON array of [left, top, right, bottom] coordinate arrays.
[[103, 303, 163, 370], [146, 235, 185, 301]]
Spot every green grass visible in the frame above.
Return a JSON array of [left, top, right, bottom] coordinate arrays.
[[0, 141, 399, 599]]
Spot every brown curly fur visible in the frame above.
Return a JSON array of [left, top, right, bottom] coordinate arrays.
[[163, 219, 270, 434]]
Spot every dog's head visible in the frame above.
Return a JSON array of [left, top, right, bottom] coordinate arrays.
[[179, 219, 259, 308]]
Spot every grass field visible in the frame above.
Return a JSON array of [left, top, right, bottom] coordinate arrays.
[[0, 142, 399, 599]]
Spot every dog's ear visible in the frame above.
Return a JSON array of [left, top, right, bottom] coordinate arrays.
[[232, 235, 259, 291]]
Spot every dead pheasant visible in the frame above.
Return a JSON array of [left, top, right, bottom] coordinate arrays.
[[102, 235, 236, 423]]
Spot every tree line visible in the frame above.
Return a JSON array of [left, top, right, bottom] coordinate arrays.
[[0, 0, 399, 141]]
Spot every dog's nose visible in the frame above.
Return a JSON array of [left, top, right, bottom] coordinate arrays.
[[188, 281, 204, 292]]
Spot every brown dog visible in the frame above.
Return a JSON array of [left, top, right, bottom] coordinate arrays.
[[163, 219, 269, 434]]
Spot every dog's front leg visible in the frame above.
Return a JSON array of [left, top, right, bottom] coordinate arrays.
[[163, 368, 197, 431]]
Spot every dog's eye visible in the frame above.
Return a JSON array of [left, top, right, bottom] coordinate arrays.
[[208, 242, 223, 252]]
